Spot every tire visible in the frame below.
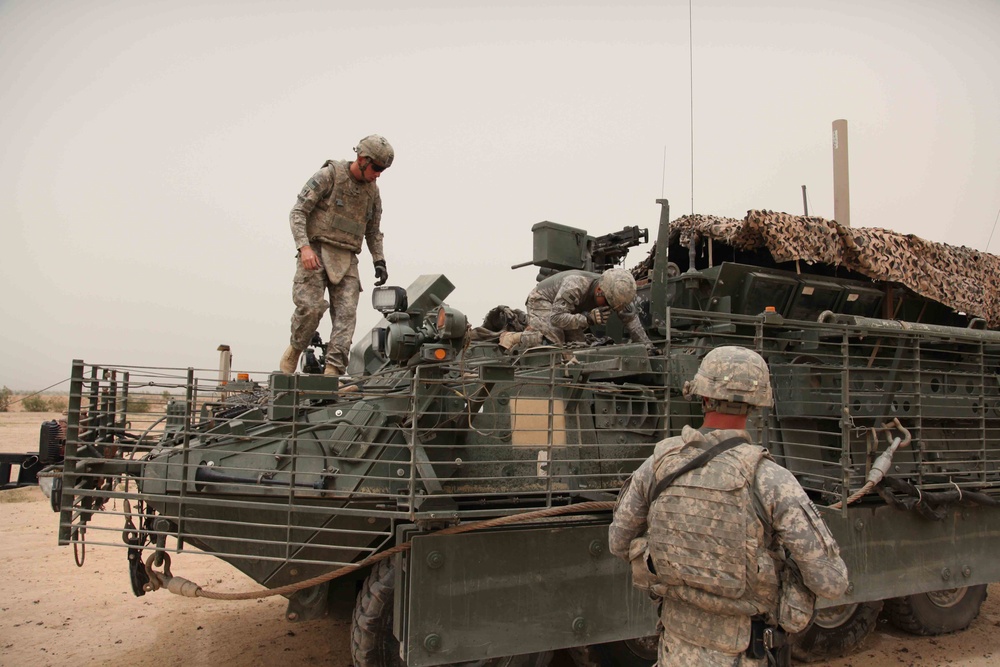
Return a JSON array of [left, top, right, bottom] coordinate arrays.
[[885, 584, 988, 636], [351, 558, 554, 667], [566, 637, 657, 667], [791, 601, 883, 663]]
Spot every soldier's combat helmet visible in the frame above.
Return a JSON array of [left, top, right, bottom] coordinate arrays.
[[355, 135, 394, 168], [598, 268, 637, 310], [683, 346, 773, 414]]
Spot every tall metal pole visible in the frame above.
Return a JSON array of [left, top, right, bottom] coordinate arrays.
[[832, 119, 851, 227], [217, 344, 231, 386], [801, 185, 809, 216]]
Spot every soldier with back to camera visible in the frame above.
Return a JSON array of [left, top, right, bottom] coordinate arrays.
[[513, 267, 653, 349], [279, 135, 394, 377], [610, 346, 849, 666]]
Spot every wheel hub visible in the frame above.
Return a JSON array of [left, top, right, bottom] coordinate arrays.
[[813, 603, 859, 628], [925, 587, 968, 608]]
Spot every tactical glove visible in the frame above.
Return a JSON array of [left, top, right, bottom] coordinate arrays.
[[586, 306, 612, 325], [374, 260, 388, 287]]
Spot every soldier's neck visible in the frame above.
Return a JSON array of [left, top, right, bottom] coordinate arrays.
[[701, 412, 748, 430]]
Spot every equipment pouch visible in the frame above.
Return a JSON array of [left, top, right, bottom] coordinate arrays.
[[778, 564, 816, 633], [628, 537, 658, 593]]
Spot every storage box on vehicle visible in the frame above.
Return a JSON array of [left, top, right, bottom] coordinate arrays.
[[531, 221, 589, 270]]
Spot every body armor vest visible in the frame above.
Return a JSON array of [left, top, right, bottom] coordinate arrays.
[[646, 442, 780, 620], [306, 160, 376, 253]]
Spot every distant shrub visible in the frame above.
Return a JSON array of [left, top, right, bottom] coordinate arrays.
[[0, 386, 11, 412], [21, 394, 50, 412], [161, 390, 171, 402], [129, 395, 152, 413], [47, 396, 68, 412]]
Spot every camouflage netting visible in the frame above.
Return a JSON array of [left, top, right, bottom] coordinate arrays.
[[665, 210, 1000, 328]]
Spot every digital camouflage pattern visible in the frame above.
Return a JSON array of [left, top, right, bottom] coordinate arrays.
[[646, 442, 774, 607], [683, 346, 774, 408], [598, 267, 637, 310], [659, 633, 767, 667], [659, 210, 1000, 327], [524, 270, 650, 345], [290, 244, 361, 373], [288, 158, 385, 374], [354, 134, 394, 167], [610, 425, 849, 662], [289, 160, 384, 258]]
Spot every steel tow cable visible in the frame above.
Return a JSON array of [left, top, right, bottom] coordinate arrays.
[[143, 500, 616, 601]]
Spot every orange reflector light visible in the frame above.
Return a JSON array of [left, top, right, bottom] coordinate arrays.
[[434, 348, 448, 360], [237, 373, 249, 381], [765, 306, 776, 313]]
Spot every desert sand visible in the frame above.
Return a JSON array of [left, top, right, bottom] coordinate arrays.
[[2, 407, 999, 667]]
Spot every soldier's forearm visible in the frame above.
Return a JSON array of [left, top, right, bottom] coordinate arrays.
[[290, 212, 310, 249], [366, 230, 385, 264], [550, 312, 587, 330]]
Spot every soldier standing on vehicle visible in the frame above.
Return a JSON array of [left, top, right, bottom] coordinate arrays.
[[280, 135, 393, 376], [609, 346, 849, 666], [518, 267, 652, 348]]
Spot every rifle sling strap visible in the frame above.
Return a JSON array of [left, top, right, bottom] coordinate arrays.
[[649, 436, 749, 504]]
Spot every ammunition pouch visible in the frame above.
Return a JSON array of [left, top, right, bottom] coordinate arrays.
[[777, 561, 816, 633], [628, 537, 659, 594]]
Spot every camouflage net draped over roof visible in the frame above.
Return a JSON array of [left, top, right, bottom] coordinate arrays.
[[668, 210, 1000, 328]]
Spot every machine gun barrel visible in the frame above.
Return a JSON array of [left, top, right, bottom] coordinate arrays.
[[591, 225, 648, 271]]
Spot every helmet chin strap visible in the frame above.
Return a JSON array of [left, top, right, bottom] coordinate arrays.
[[594, 285, 607, 308], [352, 157, 369, 181]]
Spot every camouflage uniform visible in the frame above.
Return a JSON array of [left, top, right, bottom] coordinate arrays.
[[524, 270, 650, 345], [609, 425, 849, 666], [288, 159, 384, 372]]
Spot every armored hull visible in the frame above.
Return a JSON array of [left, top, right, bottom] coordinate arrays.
[[51, 201, 1000, 665]]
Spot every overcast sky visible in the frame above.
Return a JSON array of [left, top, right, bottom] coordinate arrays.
[[2, 0, 998, 391]]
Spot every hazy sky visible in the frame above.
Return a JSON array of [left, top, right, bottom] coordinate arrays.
[[2, 0, 998, 391]]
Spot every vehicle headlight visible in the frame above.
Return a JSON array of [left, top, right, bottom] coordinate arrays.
[[372, 286, 408, 314]]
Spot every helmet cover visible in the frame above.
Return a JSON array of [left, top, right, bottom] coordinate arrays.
[[682, 346, 773, 408], [354, 134, 394, 168], [599, 268, 637, 310]]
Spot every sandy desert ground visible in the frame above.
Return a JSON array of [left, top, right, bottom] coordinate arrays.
[[2, 406, 1000, 667]]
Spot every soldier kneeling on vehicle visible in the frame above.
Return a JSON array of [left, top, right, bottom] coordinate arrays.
[[501, 267, 653, 351]]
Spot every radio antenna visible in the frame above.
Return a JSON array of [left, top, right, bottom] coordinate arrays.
[[689, 0, 695, 214], [987, 206, 1000, 252]]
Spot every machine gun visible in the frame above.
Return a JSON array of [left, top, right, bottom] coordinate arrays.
[[590, 225, 648, 272], [513, 222, 649, 275]]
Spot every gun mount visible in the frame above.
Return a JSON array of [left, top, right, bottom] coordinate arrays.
[[45, 200, 1000, 666]]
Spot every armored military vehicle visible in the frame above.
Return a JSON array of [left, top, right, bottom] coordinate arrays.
[[45, 200, 1000, 665]]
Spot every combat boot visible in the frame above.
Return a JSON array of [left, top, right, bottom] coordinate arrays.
[[325, 364, 360, 393], [279, 346, 303, 374], [498, 331, 522, 350]]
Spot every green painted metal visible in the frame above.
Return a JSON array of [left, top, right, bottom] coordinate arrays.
[[49, 198, 1000, 663], [821, 504, 1000, 605], [402, 522, 657, 666]]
